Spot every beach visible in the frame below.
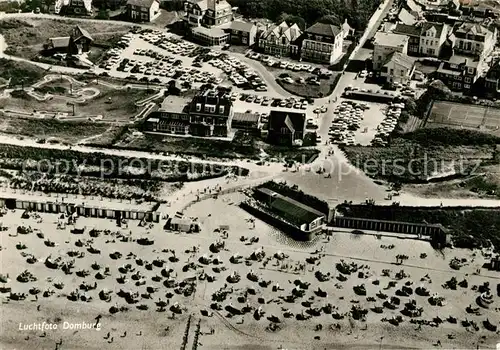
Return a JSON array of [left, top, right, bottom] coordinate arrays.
[[1, 192, 499, 350]]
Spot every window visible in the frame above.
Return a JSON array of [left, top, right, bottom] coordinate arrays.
[[196, 103, 201, 112], [467, 67, 474, 74], [390, 68, 394, 75], [280, 127, 288, 134], [464, 84, 470, 89], [204, 105, 210, 112], [219, 106, 225, 114], [464, 77, 471, 83], [378, 56, 382, 61], [400, 70, 404, 76]]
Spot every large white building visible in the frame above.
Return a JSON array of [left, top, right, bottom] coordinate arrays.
[[300, 22, 344, 65], [453, 22, 497, 58], [372, 32, 409, 70]]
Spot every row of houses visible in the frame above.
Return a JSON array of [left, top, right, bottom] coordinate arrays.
[[54, 0, 160, 22], [370, 0, 498, 92], [144, 88, 307, 145], [182, 0, 353, 65]]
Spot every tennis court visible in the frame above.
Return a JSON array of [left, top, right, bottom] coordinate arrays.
[[426, 101, 500, 135], [427, 101, 500, 135]]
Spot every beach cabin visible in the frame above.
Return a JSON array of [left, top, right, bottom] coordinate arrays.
[[164, 217, 200, 233]]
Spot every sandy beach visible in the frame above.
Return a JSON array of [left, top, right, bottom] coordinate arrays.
[[1, 192, 499, 350]]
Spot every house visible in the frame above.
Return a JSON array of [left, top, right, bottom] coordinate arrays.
[[267, 110, 306, 145], [44, 37, 71, 53], [453, 22, 497, 58], [68, 26, 93, 55], [145, 111, 191, 135], [183, 0, 232, 27], [232, 112, 261, 133], [144, 90, 233, 137], [258, 21, 302, 57], [55, 0, 92, 15], [483, 57, 500, 98], [372, 32, 409, 70], [300, 22, 344, 65], [436, 55, 482, 91], [44, 26, 92, 55], [188, 89, 233, 137], [393, 22, 449, 57], [164, 217, 200, 232], [203, 0, 232, 26], [253, 187, 326, 236], [227, 20, 257, 46], [405, 0, 423, 17], [191, 26, 230, 46], [398, 8, 418, 25], [126, 0, 160, 22], [380, 52, 415, 84]]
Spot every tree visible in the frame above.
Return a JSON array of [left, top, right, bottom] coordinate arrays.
[[318, 14, 340, 25], [276, 13, 306, 30]]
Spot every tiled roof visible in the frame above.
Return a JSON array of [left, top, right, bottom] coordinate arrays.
[[305, 22, 341, 37], [229, 20, 255, 33], [405, 0, 423, 13], [398, 8, 417, 25], [420, 22, 445, 38], [127, 0, 157, 8], [74, 25, 93, 41], [268, 110, 305, 133], [455, 22, 491, 36], [48, 36, 70, 48], [383, 52, 415, 70], [261, 21, 302, 43], [256, 188, 325, 226], [393, 22, 446, 38], [233, 112, 259, 123], [374, 32, 409, 47], [394, 23, 420, 36]]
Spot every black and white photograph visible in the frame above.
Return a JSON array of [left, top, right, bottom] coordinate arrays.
[[0, 0, 499, 348]]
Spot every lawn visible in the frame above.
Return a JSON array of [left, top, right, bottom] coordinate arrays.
[[78, 85, 157, 121], [0, 116, 118, 144], [0, 78, 159, 122], [0, 59, 47, 87], [1, 18, 132, 60], [112, 129, 319, 162], [342, 129, 499, 183], [273, 69, 340, 98]]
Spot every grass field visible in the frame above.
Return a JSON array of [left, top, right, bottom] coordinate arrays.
[[428, 101, 500, 136], [0, 59, 48, 87], [1, 18, 131, 60], [0, 116, 117, 143], [0, 81, 157, 122]]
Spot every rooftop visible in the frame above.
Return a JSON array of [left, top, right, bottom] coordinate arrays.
[[374, 32, 408, 47], [305, 22, 342, 37], [398, 8, 418, 25], [233, 112, 260, 123], [384, 52, 415, 69], [229, 20, 255, 33], [192, 26, 229, 38], [448, 54, 479, 68], [268, 110, 306, 133], [255, 188, 325, 226], [160, 96, 189, 113], [127, 0, 157, 7], [48, 36, 70, 48]]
